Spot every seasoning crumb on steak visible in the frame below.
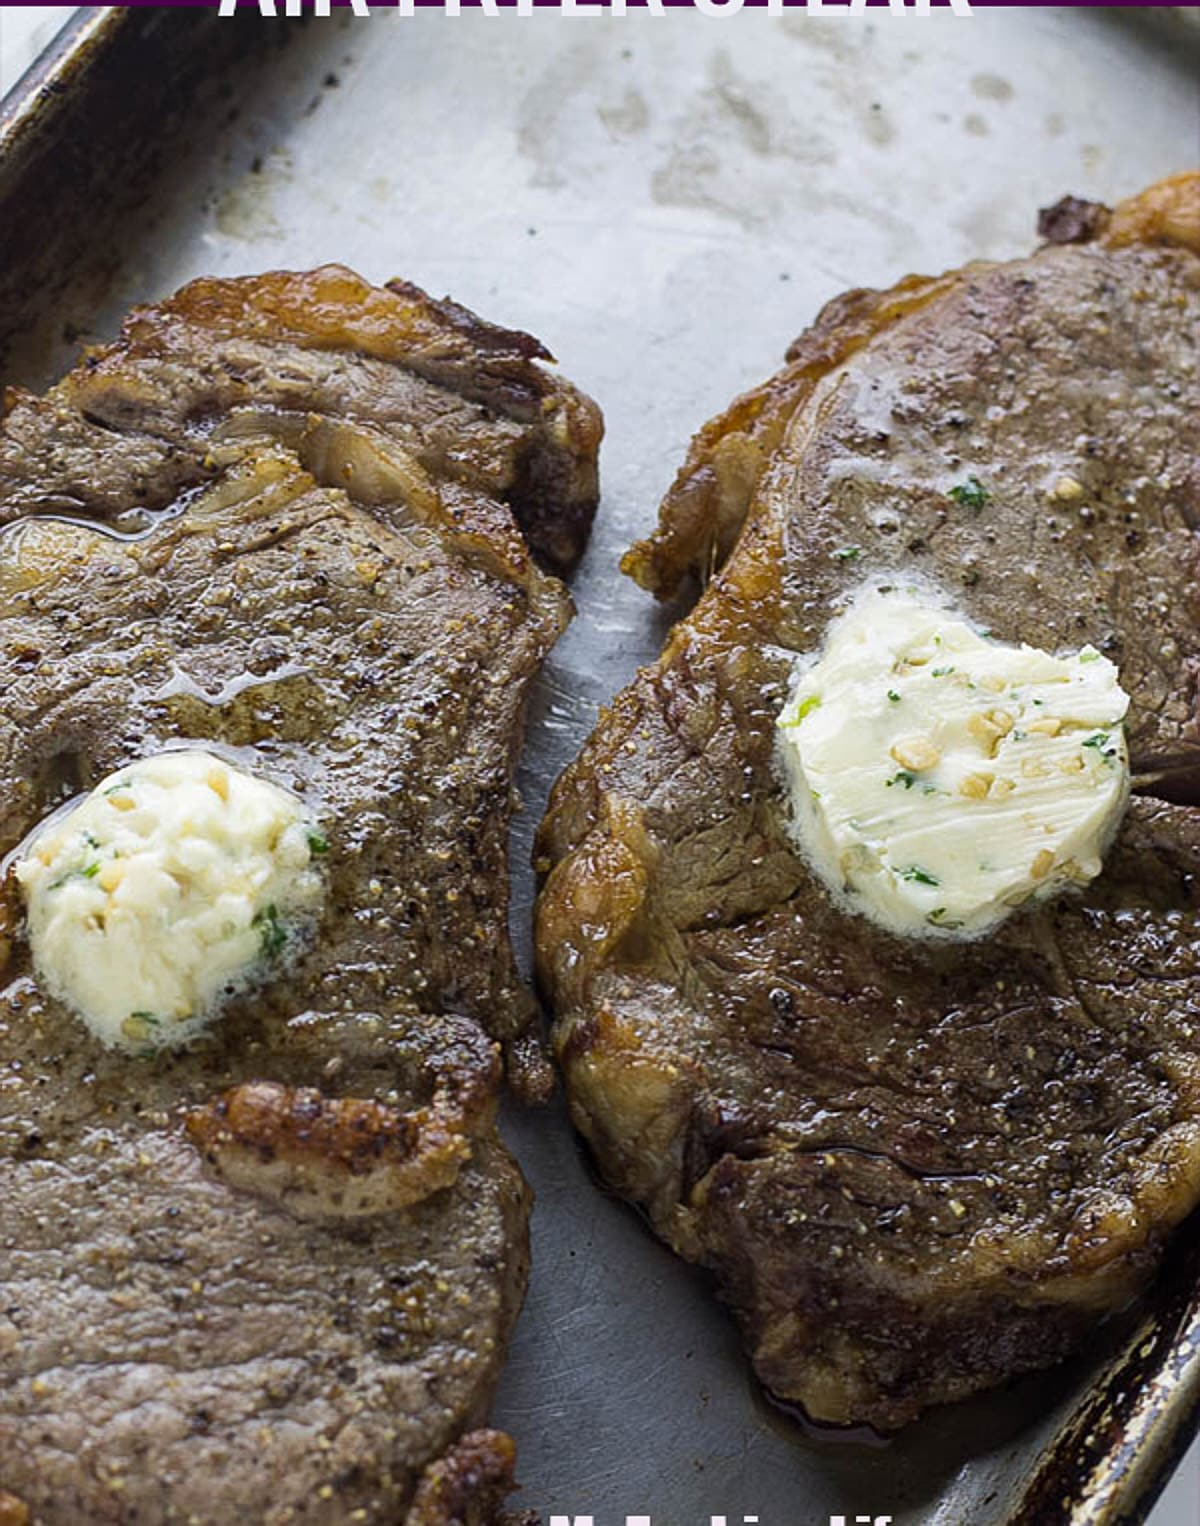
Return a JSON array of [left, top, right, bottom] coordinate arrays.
[[404, 1429, 525, 1526], [537, 173, 1200, 1429], [1036, 193, 1111, 245], [0, 271, 601, 1520]]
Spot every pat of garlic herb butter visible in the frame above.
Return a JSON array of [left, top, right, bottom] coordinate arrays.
[[14, 750, 325, 1052], [776, 589, 1131, 938]]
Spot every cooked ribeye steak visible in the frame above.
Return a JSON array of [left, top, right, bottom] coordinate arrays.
[[0, 272, 601, 1520], [0, 455, 534, 1524], [1, 268, 602, 1089], [536, 174, 1200, 1429]]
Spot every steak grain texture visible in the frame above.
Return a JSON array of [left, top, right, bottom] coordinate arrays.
[[536, 174, 1200, 1429], [0, 270, 602, 1520]]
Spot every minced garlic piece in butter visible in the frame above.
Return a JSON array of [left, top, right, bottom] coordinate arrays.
[[14, 750, 326, 1051], [776, 589, 1131, 938]]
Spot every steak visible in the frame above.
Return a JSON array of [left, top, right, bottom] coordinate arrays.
[[1, 266, 601, 577], [535, 174, 1200, 1430], [1, 266, 602, 1090], [0, 272, 601, 1520]]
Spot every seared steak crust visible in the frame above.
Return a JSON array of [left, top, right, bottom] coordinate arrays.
[[537, 175, 1200, 1428], [1, 266, 601, 576], [0, 273, 600, 1520], [405, 1430, 524, 1526]]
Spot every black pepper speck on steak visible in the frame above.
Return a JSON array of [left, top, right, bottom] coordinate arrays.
[[536, 174, 1200, 1429], [0, 271, 602, 1521]]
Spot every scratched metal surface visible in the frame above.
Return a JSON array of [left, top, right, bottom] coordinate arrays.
[[2, 10, 1199, 1523]]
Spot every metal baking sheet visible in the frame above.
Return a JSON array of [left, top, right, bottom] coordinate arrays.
[[1, 9, 1198, 1523]]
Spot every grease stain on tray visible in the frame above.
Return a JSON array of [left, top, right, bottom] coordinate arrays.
[[598, 87, 650, 138], [213, 150, 293, 242], [971, 72, 1015, 102], [779, 15, 863, 59], [517, 43, 601, 189], [864, 100, 895, 147], [651, 50, 836, 228], [704, 53, 773, 156]]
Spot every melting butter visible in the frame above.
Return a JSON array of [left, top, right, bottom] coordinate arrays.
[[14, 749, 326, 1051], [776, 589, 1131, 938]]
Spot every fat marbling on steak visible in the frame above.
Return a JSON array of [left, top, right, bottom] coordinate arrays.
[[536, 174, 1200, 1429], [0, 271, 601, 1522]]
